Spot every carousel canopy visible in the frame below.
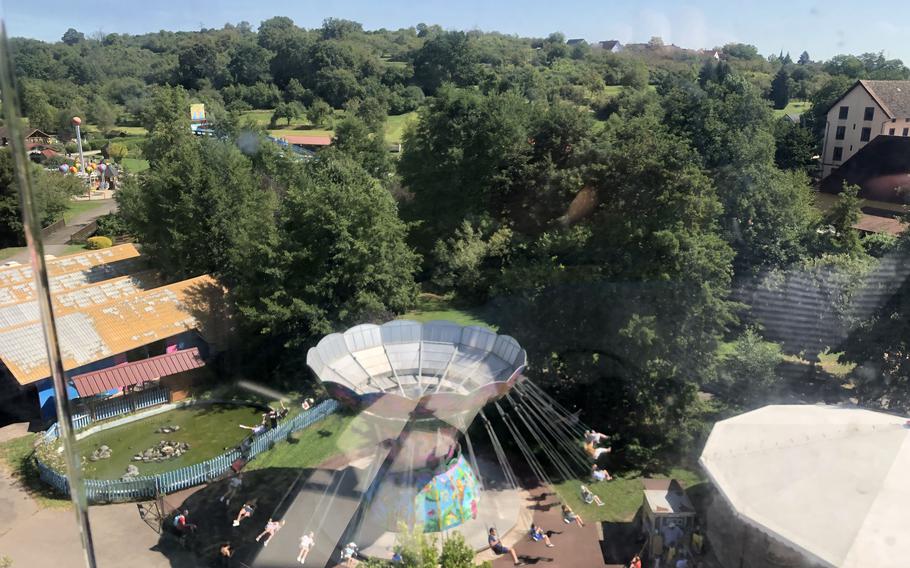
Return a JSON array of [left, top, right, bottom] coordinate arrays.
[[700, 405, 910, 568]]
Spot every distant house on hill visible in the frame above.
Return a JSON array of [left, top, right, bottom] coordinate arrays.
[[820, 79, 910, 178], [599, 40, 623, 53], [566, 38, 586, 46], [0, 127, 56, 147]]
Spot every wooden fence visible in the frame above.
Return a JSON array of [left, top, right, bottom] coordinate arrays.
[[37, 399, 340, 503]]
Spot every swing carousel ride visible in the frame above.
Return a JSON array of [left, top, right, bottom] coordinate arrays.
[[306, 319, 594, 558]]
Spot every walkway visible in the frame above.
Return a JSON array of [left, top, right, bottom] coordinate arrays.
[[0, 425, 197, 567], [489, 485, 617, 568], [5, 198, 116, 264]]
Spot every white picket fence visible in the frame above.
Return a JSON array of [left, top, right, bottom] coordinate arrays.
[[37, 399, 341, 503]]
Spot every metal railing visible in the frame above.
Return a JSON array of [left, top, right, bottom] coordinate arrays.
[[37, 399, 340, 503]]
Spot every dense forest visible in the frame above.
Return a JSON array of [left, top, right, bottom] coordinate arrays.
[[5, 18, 910, 470]]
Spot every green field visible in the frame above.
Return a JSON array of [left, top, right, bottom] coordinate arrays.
[[553, 467, 705, 523], [245, 413, 361, 471], [0, 247, 26, 261], [242, 109, 418, 145], [773, 99, 811, 118], [403, 293, 497, 330], [119, 157, 150, 172], [58, 403, 264, 479], [0, 434, 71, 509]]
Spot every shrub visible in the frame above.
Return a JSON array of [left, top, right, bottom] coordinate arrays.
[[86, 236, 113, 249], [94, 213, 129, 239], [88, 139, 110, 151]]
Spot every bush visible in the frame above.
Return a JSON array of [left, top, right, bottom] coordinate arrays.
[[88, 139, 110, 151], [86, 236, 113, 249], [861, 232, 898, 258], [94, 213, 129, 239], [64, 142, 78, 154]]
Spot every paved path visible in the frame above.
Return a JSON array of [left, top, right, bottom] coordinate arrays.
[[0, 426, 196, 567], [5, 199, 116, 264], [491, 485, 617, 568]]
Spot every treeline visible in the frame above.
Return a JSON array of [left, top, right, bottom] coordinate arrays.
[[12, 17, 908, 139]]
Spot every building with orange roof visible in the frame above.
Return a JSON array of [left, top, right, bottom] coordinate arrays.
[[0, 246, 224, 422]]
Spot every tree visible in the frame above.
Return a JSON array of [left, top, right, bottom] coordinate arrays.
[[439, 531, 475, 568], [825, 183, 863, 256], [105, 142, 129, 162], [803, 76, 854, 141], [722, 43, 760, 60], [118, 86, 273, 281], [716, 328, 784, 408], [0, 150, 83, 247], [773, 119, 815, 171], [87, 96, 117, 132], [412, 32, 480, 94], [331, 116, 392, 179], [306, 99, 333, 128], [61, 28, 84, 45], [798, 50, 811, 65], [270, 101, 301, 126], [320, 18, 363, 40], [431, 219, 512, 300], [233, 152, 419, 372], [647, 36, 665, 48], [176, 37, 226, 90], [229, 40, 274, 85], [770, 67, 790, 109], [20, 81, 56, 132]]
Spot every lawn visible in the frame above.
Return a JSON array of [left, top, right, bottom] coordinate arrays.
[[0, 246, 26, 261], [552, 467, 705, 523], [244, 108, 418, 145], [53, 403, 265, 479], [245, 412, 363, 471], [384, 112, 418, 144], [772, 99, 811, 118], [403, 293, 497, 330], [119, 157, 150, 172], [64, 199, 109, 224], [0, 433, 71, 509]]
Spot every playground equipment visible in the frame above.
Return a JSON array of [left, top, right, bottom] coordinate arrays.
[[72, 116, 86, 173]]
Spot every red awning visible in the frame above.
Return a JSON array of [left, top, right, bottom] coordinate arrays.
[[71, 347, 205, 397]]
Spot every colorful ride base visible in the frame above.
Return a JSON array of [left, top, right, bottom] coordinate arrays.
[[364, 453, 481, 533]]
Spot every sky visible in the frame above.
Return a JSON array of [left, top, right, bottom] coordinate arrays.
[[3, 0, 910, 63]]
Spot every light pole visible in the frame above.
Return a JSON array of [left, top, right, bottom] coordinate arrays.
[[72, 116, 86, 173]]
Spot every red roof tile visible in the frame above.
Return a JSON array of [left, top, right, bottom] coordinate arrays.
[[71, 347, 205, 397]]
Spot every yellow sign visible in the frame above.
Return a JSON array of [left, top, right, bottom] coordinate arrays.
[[190, 103, 206, 121]]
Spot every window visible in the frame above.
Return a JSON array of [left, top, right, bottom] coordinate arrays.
[[860, 127, 871, 142], [864, 107, 875, 120], [833, 146, 843, 161], [892, 118, 897, 123], [838, 106, 849, 119], [835, 126, 846, 140], [889, 128, 896, 135], [904, 128, 909, 136]]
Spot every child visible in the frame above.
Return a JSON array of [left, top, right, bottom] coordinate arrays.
[[297, 531, 315, 564], [561, 503, 584, 527], [591, 464, 612, 482], [584, 442, 612, 460], [220, 473, 243, 505], [256, 518, 285, 547], [341, 542, 359, 567], [233, 501, 255, 526], [581, 485, 605, 506], [529, 524, 554, 547]]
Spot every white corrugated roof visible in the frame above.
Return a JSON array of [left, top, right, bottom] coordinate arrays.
[[700, 405, 910, 568]]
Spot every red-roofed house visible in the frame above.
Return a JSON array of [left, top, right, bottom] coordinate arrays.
[[283, 135, 333, 149]]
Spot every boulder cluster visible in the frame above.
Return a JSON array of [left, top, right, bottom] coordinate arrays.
[[154, 425, 181, 434], [89, 445, 112, 461], [132, 440, 190, 463]]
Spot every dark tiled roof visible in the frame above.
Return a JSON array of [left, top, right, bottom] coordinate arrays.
[[601, 40, 620, 50], [820, 135, 910, 203], [861, 80, 910, 118]]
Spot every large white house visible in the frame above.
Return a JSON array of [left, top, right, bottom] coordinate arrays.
[[821, 80, 910, 178]]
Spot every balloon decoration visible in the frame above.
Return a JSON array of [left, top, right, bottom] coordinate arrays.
[[58, 164, 69, 172], [71, 116, 82, 126], [69, 166, 77, 173]]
